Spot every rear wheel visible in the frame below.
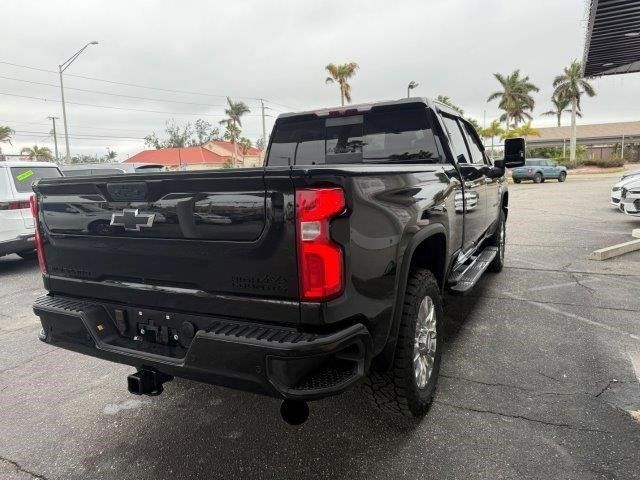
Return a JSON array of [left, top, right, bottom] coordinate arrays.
[[558, 171, 567, 182], [513, 179, 521, 184], [362, 269, 443, 417], [533, 172, 543, 184]]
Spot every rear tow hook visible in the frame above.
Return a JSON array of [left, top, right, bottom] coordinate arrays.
[[127, 369, 173, 396]]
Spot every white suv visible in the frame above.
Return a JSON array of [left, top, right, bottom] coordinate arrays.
[[0, 161, 62, 259]]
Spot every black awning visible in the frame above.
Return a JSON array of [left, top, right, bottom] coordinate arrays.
[[582, 0, 640, 77]]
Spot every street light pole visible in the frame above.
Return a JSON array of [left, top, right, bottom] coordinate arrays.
[[58, 41, 99, 163], [407, 81, 418, 98], [47, 116, 60, 161]]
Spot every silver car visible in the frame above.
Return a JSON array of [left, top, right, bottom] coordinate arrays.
[[611, 170, 640, 207], [619, 177, 640, 217]]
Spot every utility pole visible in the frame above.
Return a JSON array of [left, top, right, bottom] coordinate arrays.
[[621, 134, 625, 161], [260, 99, 270, 160], [47, 116, 60, 161], [58, 41, 99, 163]]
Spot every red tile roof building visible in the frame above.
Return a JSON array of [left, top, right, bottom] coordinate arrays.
[[124, 141, 263, 170]]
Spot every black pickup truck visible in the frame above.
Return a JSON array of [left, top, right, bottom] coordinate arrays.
[[31, 98, 524, 423]]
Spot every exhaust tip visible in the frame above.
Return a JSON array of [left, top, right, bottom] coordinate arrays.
[[280, 400, 309, 425]]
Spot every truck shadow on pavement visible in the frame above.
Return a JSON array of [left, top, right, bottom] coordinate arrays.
[[76, 294, 485, 480], [0, 255, 38, 277]]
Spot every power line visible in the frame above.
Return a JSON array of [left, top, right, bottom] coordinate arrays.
[[0, 59, 295, 109], [0, 75, 238, 108], [0, 91, 266, 118], [13, 129, 144, 140]]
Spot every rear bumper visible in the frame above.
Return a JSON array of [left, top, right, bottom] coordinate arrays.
[[33, 295, 371, 401], [0, 233, 35, 256]]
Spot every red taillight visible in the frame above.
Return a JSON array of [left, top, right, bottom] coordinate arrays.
[[29, 194, 47, 273], [296, 187, 346, 301], [0, 200, 31, 210]]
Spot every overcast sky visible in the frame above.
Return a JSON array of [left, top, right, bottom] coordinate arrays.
[[1, 0, 639, 160]]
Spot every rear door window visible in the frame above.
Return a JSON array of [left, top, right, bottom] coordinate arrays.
[[268, 107, 442, 165], [10, 166, 62, 193], [442, 116, 471, 164], [460, 122, 486, 165]]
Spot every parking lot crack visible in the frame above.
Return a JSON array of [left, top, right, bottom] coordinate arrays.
[[570, 273, 596, 292], [434, 400, 613, 434], [441, 373, 584, 397], [595, 379, 621, 398], [0, 455, 48, 479]]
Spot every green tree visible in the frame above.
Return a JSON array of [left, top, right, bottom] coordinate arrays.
[[480, 120, 504, 152], [237, 137, 252, 167], [541, 94, 582, 127], [255, 137, 265, 151], [20, 145, 53, 161], [552, 60, 596, 164], [145, 119, 220, 149], [325, 62, 359, 106], [0, 126, 13, 152], [487, 70, 539, 131], [435, 95, 464, 115], [145, 120, 193, 149], [514, 121, 541, 141], [191, 119, 221, 145]]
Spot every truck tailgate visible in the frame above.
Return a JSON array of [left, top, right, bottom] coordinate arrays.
[[34, 168, 300, 322]]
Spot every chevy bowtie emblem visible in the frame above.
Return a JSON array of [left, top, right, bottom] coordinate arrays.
[[110, 209, 155, 231]]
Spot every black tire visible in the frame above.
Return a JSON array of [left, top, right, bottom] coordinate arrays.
[[17, 250, 37, 260], [513, 179, 521, 184], [558, 171, 567, 182], [487, 209, 506, 273], [362, 269, 443, 417], [533, 172, 543, 184]]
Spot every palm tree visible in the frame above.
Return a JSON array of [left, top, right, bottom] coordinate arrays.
[[514, 121, 541, 141], [219, 97, 250, 167], [222, 121, 241, 167], [238, 137, 252, 167], [487, 70, 539, 131], [0, 126, 12, 146], [480, 120, 504, 153], [541, 94, 582, 127], [325, 62, 359, 106], [435, 95, 464, 115], [21, 145, 53, 161], [553, 60, 596, 164]]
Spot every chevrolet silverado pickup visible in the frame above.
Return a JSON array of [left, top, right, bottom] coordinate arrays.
[[31, 98, 525, 424]]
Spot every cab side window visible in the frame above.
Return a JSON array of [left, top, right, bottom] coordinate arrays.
[[442, 116, 470, 164]]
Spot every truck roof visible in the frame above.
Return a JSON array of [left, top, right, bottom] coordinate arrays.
[[276, 97, 460, 120]]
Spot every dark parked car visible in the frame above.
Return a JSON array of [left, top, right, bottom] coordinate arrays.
[[61, 163, 165, 177], [511, 158, 567, 183], [31, 98, 525, 423]]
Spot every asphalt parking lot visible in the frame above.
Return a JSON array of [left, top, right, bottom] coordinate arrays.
[[1, 173, 639, 480]]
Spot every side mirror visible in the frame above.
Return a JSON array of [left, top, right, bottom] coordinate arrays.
[[503, 137, 526, 168]]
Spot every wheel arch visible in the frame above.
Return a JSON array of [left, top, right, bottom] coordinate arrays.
[[379, 223, 448, 366]]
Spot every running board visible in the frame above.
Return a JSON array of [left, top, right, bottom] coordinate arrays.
[[447, 247, 498, 295]]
